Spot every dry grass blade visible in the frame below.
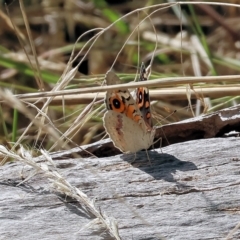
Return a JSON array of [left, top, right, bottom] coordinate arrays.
[[48, 95, 99, 151], [15, 86, 240, 106], [19, 0, 44, 90], [0, 8, 26, 41], [9, 75, 240, 101]]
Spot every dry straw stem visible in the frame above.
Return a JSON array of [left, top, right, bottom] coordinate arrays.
[[48, 98, 100, 151], [10, 75, 240, 101], [19, 0, 44, 90], [0, 145, 121, 239], [0, 8, 26, 41], [17, 86, 240, 106], [118, 1, 240, 14]]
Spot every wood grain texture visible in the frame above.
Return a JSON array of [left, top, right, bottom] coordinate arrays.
[[1, 137, 240, 239]]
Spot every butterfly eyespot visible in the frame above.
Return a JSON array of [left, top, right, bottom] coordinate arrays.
[[110, 97, 125, 113], [113, 98, 121, 109]]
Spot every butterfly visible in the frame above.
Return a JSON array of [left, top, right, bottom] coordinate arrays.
[[103, 63, 155, 153]]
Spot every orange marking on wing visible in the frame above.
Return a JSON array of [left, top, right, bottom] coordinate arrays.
[[126, 105, 135, 119], [125, 105, 141, 123]]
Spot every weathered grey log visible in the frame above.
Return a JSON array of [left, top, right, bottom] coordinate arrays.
[[155, 104, 240, 147], [1, 137, 240, 239], [37, 104, 240, 160]]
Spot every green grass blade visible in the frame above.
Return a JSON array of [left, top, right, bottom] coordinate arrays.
[[12, 108, 18, 143]]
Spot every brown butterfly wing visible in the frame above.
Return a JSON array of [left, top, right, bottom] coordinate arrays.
[[135, 63, 153, 129], [103, 111, 155, 153], [104, 71, 147, 130]]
